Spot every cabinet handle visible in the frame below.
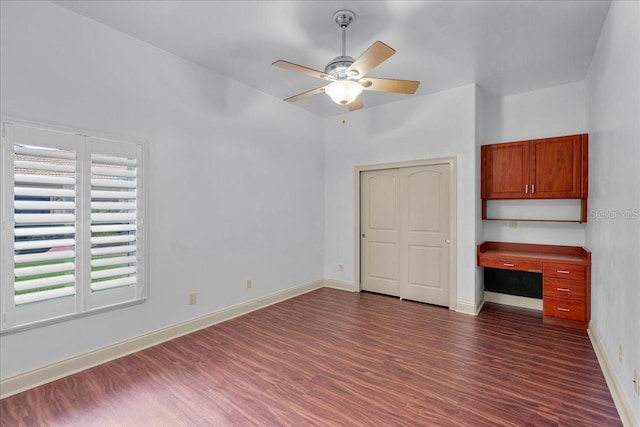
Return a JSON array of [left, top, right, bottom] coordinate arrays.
[[557, 270, 570, 274], [524, 184, 528, 194], [557, 307, 571, 312], [503, 263, 515, 267], [532, 184, 535, 194], [556, 287, 570, 292]]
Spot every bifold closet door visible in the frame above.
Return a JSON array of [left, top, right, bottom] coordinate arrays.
[[360, 163, 451, 307]]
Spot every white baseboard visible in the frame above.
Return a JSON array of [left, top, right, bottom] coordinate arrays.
[[456, 297, 484, 316], [0, 279, 324, 400], [588, 328, 638, 427], [324, 279, 359, 292], [484, 291, 543, 311]]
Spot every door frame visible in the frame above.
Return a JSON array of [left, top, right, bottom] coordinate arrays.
[[354, 157, 457, 309]]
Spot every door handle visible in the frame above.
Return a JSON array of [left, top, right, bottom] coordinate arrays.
[[362, 233, 365, 238], [445, 239, 450, 243]]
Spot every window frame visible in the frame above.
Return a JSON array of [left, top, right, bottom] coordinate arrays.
[[1, 119, 147, 334]]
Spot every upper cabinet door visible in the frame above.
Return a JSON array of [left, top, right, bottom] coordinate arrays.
[[529, 135, 585, 199], [483, 141, 530, 199], [481, 134, 588, 200]]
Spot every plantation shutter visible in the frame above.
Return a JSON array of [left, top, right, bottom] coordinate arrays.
[[1, 124, 84, 328], [1, 122, 146, 331], [13, 145, 78, 305], [90, 152, 138, 291], [86, 137, 144, 310]]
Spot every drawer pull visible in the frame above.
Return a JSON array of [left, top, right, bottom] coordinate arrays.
[[557, 307, 571, 312], [556, 287, 570, 292], [503, 263, 515, 267], [556, 270, 571, 274]]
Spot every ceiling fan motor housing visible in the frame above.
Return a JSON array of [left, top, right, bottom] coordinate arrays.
[[325, 56, 355, 80]]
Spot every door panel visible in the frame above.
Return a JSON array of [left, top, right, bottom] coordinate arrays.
[[360, 170, 400, 296], [408, 245, 441, 287], [369, 174, 397, 230], [530, 136, 582, 198], [486, 142, 529, 198], [408, 170, 440, 232], [399, 164, 450, 306], [368, 242, 396, 280]]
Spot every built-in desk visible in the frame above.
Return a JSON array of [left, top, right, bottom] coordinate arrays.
[[477, 241, 591, 330]]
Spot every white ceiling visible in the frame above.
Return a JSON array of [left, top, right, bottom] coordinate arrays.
[[54, 0, 611, 117]]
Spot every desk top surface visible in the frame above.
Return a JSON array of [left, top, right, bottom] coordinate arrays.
[[477, 241, 591, 265]]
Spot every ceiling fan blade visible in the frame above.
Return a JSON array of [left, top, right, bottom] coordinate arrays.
[[273, 60, 333, 81], [346, 41, 395, 78], [347, 97, 363, 112], [359, 77, 420, 94], [283, 85, 328, 103]]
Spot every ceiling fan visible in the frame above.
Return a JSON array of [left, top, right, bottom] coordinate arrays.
[[273, 10, 420, 111]]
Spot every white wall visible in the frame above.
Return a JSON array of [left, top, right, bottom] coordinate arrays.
[[482, 81, 588, 246], [484, 81, 587, 143], [323, 84, 479, 306], [0, 1, 325, 378], [475, 86, 487, 301], [585, 0, 640, 421]]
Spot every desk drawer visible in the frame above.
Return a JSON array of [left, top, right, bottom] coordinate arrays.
[[543, 277, 586, 300], [543, 297, 586, 321], [479, 257, 542, 272], [544, 263, 586, 281]]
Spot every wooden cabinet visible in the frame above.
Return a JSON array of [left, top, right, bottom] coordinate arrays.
[[477, 242, 591, 330], [482, 134, 587, 199], [530, 136, 587, 199], [482, 141, 529, 199], [542, 263, 590, 329], [481, 134, 588, 221]]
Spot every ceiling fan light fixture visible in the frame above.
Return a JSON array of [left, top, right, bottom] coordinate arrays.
[[325, 80, 363, 105], [272, 9, 419, 111]]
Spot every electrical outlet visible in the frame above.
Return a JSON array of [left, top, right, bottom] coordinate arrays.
[[339, 264, 344, 272], [618, 344, 623, 363], [188, 292, 197, 305], [246, 279, 252, 289]]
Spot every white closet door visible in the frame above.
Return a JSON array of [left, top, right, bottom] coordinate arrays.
[[360, 169, 400, 296], [399, 164, 450, 306]]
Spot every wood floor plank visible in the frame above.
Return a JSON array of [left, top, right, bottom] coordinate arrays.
[[0, 288, 621, 426]]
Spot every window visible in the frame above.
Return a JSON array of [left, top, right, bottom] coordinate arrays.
[[1, 121, 146, 332]]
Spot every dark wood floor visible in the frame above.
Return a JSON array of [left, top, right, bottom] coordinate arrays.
[[1, 288, 621, 426]]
